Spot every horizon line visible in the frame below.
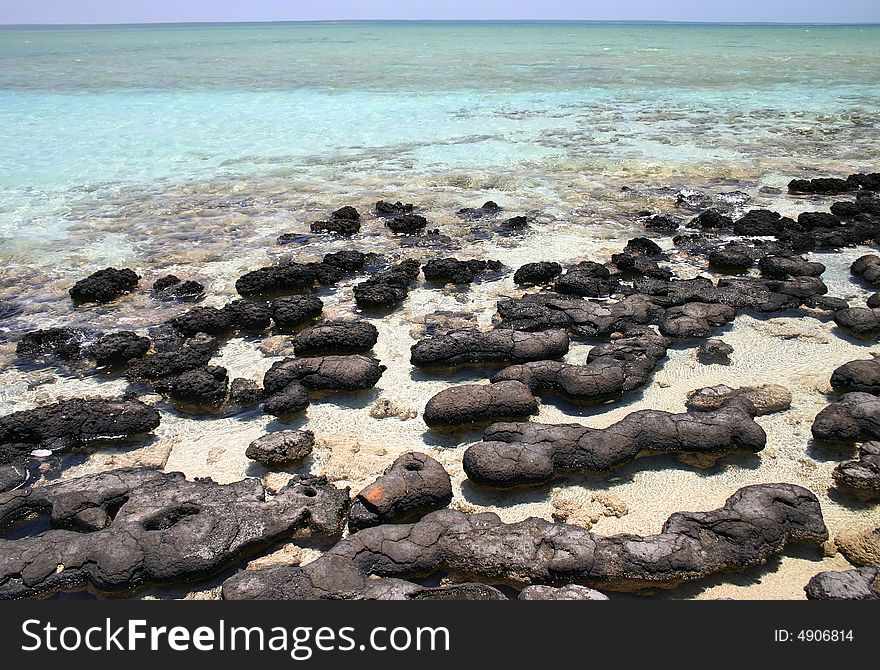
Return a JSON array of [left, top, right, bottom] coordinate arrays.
[[1, 18, 879, 28]]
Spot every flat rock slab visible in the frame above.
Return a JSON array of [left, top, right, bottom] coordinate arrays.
[[0, 467, 349, 599]]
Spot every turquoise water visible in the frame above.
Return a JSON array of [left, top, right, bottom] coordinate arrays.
[[0, 22, 878, 300]]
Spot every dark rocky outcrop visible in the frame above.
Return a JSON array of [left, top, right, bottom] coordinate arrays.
[[310, 206, 362, 235], [353, 259, 420, 309], [16, 328, 86, 361], [708, 244, 754, 273], [223, 299, 273, 331], [496, 294, 663, 337], [698, 338, 733, 364], [851, 254, 880, 286], [222, 483, 826, 599], [246, 430, 315, 467], [292, 320, 379, 356], [464, 401, 765, 487], [168, 366, 229, 406], [830, 358, 880, 394], [348, 452, 453, 531], [457, 201, 501, 219], [811, 392, 880, 444], [376, 201, 414, 216], [69, 268, 139, 304], [263, 355, 385, 394], [788, 177, 852, 194], [229, 378, 264, 407], [411, 328, 569, 369], [88, 332, 151, 367], [270, 295, 324, 329], [611, 253, 672, 280], [125, 334, 218, 387], [733, 209, 795, 237], [235, 263, 318, 297], [685, 384, 792, 416], [688, 209, 733, 230], [832, 442, 880, 499], [322, 250, 372, 272], [0, 468, 349, 598], [759, 255, 825, 279], [554, 261, 619, 297], [0, 398, 161, 472], [491, 328, 668, 405], [659, 302, 736, 339], [423, 381, 538, 428], [834, 307, 880, 340], [513, 262, 563, 286], [263, 383, 310, 418], [168, 306, 231, 337], [152, 275, 205, 302], [805, 568, 880, 600], [423, 258, 504, 285], [644, 215, 679, 233], [385, 214, 429, 234]]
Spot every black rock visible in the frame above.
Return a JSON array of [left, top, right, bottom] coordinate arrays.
[[292, 320, 379, 355], [125, 334, 218, 385], [851, 254, 880, 286], [411, 328, 569, 369], [69, 268, 139, 304], [830, 358, 880, 394], [169, 366, 229, 406], [0, 468, 349, 598], [688, 209, 733, 230], [832, 442, 880, 499], [464, 400, 765, 487], [229, 378, 264, 407], [811, 392, 880, 444], [152, 275, 205, 301], [263, 383, 310, 418], [270, 295, 324, 329], [88, 331, 151, 367], [500, 215, 528, 230], [375, 201, 414, 216], [847, 173, 880, 191], [331, 206, 360, 221], [263, 355, 385, 394], [424, 381, 538, 428], [834, 306, 880, 340], [423, 258, 504, 285], [169, 306, 231, 337], [708, 244, 754, 273], [16, 328, 85, 361], [644, 215, 678, 233], [623, 236, 662, 256], [788, 177, 852, 194], [805, 568, 880, 600], [698, 338, 733, 364], [386, 214, 429, 234], [322, 250, 369, 272], [223, 299, 273, 331], [353, 259, 420, 309], [733, 209, 794, 237], [348, 452, 452, 531], [554, 261, 618, 297], [235, 263, 318, 297], [659, 302, 736, 339], [513, 261, 562, 286], [222, 483, 826, 599], [759, 254, 825, 279]]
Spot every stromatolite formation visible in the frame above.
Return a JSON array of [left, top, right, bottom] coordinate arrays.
[[246, 430, 315, 467], [830, 358, 880, 394], [832, 442, 880, 499], [0, 468, 349, 599], [221, 483, 826, 599], [348, 452, 453, 531], [69, 268, 140, 304], [463, 400, 765, 487], [291, 320, 379, 356], [411, 328, 569, 369], [804, 568, 880, 600], [423, 381, 539, 428], [811, 392, 880, 444]]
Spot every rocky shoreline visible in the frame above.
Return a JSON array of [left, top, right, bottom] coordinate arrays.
[[1, 172, 880, 600]]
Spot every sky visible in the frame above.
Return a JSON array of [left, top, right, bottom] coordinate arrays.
[[0, 0, 878, 25]]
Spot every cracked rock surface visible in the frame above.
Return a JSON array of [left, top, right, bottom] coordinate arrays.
[[411, 328, 569, 368], [805, 568, 880, 600], [348, 452, 452, 531], [221, 483, 826, 599], [463, 401, 765, 487], [0, 467, 349, 599]]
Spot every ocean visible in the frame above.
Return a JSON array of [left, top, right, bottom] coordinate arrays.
[[1, 22, 879, 599]]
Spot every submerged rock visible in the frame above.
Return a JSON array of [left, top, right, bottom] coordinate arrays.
[[263, 383, 310, 418], [152, 275, 205, 302], [246, 430, 315, 467], [411, 328, 569, 369], [688, 209, 733, 230], [348, 452, 453, 531], [0, 468, 349, 598], [310, 218, 360, 236], [222, 483, 826, 599], [659, 302, 736, 339], [464, 401, 765, 487], [685, 384, 791, 416], [16, 327, 86, 361], [229, 378, 264, 407], [69, 268, 139, 304], [375, 200, 414, 216], [292, 320, 379, 356], [423, 380, 538, 428], [385, 214, 429, 234], [851, 254, 880, 286], [708, 244, 754, 273]]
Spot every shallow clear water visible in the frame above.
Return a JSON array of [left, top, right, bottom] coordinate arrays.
[[1, 22, 879, 599]]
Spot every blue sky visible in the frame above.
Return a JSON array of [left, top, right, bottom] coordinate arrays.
[[1, 0, 878, 25]]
